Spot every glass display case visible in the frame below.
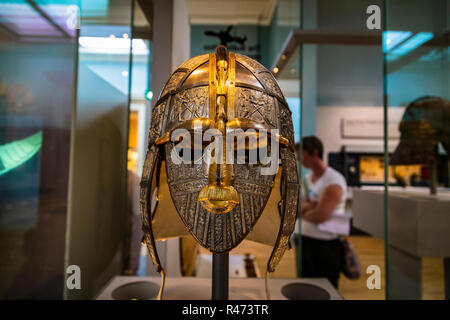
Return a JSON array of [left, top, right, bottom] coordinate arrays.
[[0, 0, 150, 299], [0, 0, 448, 301], [275, 0, 448, 300], [384, 0, 450, 300], [0, 0, 79, 299]]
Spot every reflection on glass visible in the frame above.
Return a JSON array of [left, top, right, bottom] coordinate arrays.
[[126, 0, 151, 276], [383, 31, 413, 53], [0, 131, 42, 176], [0, 0, 78, 38], [63, 0, 135, 299], [385, 0, 449, 300], [0, 0, 78, 299], [384, 31, 434, 61]]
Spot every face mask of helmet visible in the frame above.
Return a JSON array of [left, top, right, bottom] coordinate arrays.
[[140, 46, 299, 299]]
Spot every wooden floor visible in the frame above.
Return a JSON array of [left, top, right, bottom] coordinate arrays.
[[201, 236, 446, 300]]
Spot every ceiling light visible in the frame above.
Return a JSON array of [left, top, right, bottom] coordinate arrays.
[[390, 32, 433, 56], [79, 37, 149, 55], [383, 31, 412, 53]]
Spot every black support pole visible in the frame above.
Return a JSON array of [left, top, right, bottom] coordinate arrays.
[[212, 253, 229, 300]]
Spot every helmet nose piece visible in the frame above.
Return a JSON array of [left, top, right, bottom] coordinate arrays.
[[198, 184, 239, 214], [197, 45, 240, 215], [198, 159, 239, 214]]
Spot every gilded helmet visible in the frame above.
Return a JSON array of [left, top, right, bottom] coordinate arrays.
[[140, 46, 299, 298]]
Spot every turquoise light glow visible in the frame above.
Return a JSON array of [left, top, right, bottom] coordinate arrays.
[[145, 90, 153, 101], [286, 97, 301, 143], [383, 31, 412, 53], [0, 131, 42, 176], [81, 0, 109, 18], [390, 32, 434, 56]]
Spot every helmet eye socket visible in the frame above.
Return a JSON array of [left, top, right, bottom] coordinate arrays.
[[171, 132, 278, 165]]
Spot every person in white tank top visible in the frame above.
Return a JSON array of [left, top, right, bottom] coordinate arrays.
[[302, 166, 349, 240], [298, 136, 349, 288]]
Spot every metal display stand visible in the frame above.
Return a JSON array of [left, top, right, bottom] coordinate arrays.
[[96, 276, 344, 300], [212, 253, 229, 300]]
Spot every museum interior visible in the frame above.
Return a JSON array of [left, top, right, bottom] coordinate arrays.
[[0, 0, 449, 300]]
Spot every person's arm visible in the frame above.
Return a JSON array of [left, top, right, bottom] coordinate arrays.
[[301, 200, 317, 213], [302, 184, 343, 224]]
